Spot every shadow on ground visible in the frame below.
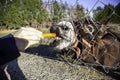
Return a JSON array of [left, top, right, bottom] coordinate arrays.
[[25, 44, 60, 59]]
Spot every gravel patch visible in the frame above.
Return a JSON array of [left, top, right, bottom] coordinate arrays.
[[0, 48, 114, 80]]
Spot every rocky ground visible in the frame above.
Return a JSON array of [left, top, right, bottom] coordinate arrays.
[[0, 42, 117, 80], [0, 53, 114, 80], [0, 53, 111, 80]]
